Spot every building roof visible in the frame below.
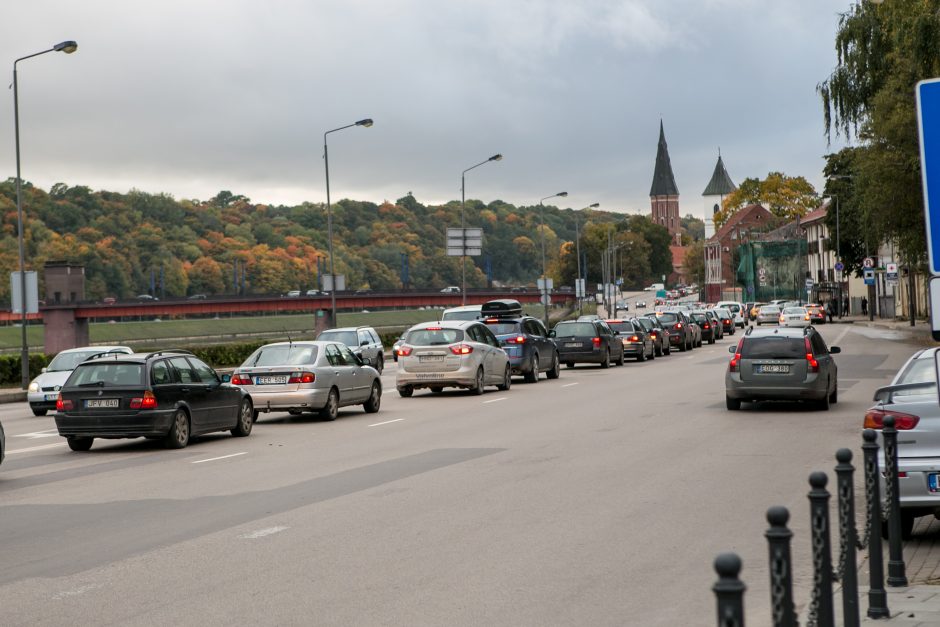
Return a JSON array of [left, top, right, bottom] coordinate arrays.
[[670, 245, 687, 269], [800, 203, 828, 225], [702, 155, 736, 197], [649, 120, 679, 197], [708, 203, 772, 243]]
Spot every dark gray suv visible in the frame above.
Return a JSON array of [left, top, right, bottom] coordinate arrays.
[[317, 326, 386, 374], [725, 326, 840, 410]]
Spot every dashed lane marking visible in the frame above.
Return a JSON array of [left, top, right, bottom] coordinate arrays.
[[483, 397, 507, 404], [191, 452, 247, 464], [239, 526, 288, 539], [7, 442, 66, 454], [368, 418, 404, 427], [14, 429, 59, 439], [561, 382, 580, 388]]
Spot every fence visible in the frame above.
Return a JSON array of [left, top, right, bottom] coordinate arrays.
[[711, 418, 908, 626]]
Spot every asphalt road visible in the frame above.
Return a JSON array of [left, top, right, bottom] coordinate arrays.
[[0, 320, 919, 626]]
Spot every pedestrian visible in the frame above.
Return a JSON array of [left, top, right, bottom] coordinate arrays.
[[843, 296, 849, 317], [826, 300, 835, 323], [861, 296, 868, 316]]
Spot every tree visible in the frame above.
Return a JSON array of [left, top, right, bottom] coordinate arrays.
[[683, 240, 705, 287], [715, 173, 818, 227], [187, 257, 225, 294]]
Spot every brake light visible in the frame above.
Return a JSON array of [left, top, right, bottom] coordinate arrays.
[[864, 409, 920, 430], [288, 371, 316, 384], [130, 390, 157, 410], [650, 332, 658, 338], [729, 339, 744, 372], [56, 395, 73, 411], [592, 337, 602, 348], [703, 323, 710, 329], [805, 337, 818, 373], [425, 326, 442, 331], [629, 335, 640, 342], [511, 335, 526, 344], [675, 322, 683, 329], [485, 318, 499, 323], [450, 344, 473, 355], [231, 373, 252, 385], [804, 314, 810, 321], [397, 345, 413, 357]]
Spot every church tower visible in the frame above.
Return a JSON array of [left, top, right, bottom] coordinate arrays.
[[649, 121, 681, 246], [701, 153, 736, 240]]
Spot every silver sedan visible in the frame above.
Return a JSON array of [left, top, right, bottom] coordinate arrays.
[[231, 341, 381, 421]]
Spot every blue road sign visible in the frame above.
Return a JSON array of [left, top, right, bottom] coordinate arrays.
[[916, 78, 940, 274], [864, 269, 875, 286], [835, 261, 844, 272]]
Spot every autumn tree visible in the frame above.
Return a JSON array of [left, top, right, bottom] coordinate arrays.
[[683, 240, 705, 287], [715, 173, 818, 227]]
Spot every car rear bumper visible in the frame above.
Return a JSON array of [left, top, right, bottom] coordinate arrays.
[[54, 409, 176, 438], [725, 373, 827, 401], [557, 349, 606, 364], [622, 344, 644, 356], [249, 388, 332, 413], [397, 364, 479, 389]]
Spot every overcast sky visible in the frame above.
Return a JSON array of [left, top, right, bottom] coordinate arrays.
[[0, 0, 850, 220]]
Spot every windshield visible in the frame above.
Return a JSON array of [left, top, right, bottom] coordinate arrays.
[[554, 322, 596, 338], [442, 310, 480, 321], [760, 306, 780, 314], [783, 308, 806, 315], [690, 314, 707, 323], [483, 321, 521, 335], [657, 313, 679, 324], [606, 322, 634, 334], [66, 363, 144, 387], [48, 350, 113, 372], [317, 331, 357, 346], [243, 345, 318, 367], [407, 328, 464, 345], [741, 337, 805, 359]]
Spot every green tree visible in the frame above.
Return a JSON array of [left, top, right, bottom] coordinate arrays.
[[683, 240, 705, 287], [715, 173, 818, 227]]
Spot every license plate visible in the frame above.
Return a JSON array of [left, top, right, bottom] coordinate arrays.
[[930, 474, 940, 492], [256, 376, 288, 384], [420, 355, 444, 362], [757, 364, 790, 374], [85, 398, 119, 408], [564, 343, 580, 348], [44, 393, 58, 401]]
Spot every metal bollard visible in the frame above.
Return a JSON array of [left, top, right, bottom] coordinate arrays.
[[807, 471, 835, 627], [834, 448, 860, 627], [862, 429, 890, 618], [882, 416, 908, 587], [764, 506, 797, 627], [713, 552, 746, 627]]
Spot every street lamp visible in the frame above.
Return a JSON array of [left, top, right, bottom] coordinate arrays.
[[575, 203, 599, 316], [323, 118, 372, 324], [537, 191, 567, 326], [460, 154, 502, 305], [13, 40, 78, 389]]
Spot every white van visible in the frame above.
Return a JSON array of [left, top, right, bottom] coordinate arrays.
[[716, 301, 746, 328], [441, 304, 482, 321], [645, 283, 665, 292]]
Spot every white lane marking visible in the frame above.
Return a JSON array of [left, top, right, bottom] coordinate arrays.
[[191, 452, 247, 464], [15, 429, 59, 439], [561, 382, 580, 388], [7, 442, 66, 454], [833, 325, 852, 347], [483, 397, 507, 404], [240, 526, 288, 539], [368, 418, 404, 427], [52, 583, 103, 600]]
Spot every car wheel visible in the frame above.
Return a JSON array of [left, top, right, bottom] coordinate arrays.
[[679, 339, 687, 352], [363, 381, 381, 413], [375, 356, 384, 375], [565, 362, 575, 369], [655, 344, 663, 357], [616, 348, 625, 366], [829, 383, 838, 404], [524, 355, 539, 383], [818, 387, 831, 411], [430, 386, 443, 394], [231, 399, 254, 437], [252, 410, 260, 423], [31, 408, 47, 417], [649, 346, 655, 360], [600, 350, 610, 369], [398, 386, 414, 398], [881, 511, 916, 541], [164, 409, 190, 449], [546, 352, 560, 379], [726, 396, 741, 411], [320, 388, 339, 420], [637, 348, 646, 362], [470, 367, 485, 395], [757, 321, 761, 326], [496, 365, 511, 391], [664, 344, 671, 356], [67, 436, 94, 452], [709, 337, 715, 345]]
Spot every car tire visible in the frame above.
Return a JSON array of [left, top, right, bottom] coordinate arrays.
[[320, 388, 339, 420], [709, 337, 715, 345], [726, 396, 741, 411], [470, 367, 485, 395], [829, 384, 838, 404], [398, 386, 414, 398], [565, 362, 575, 369], [617, 349, 625, 366], [524, 355, 539, 383], [430, 386, 443, 394], [67, 436, 94, 452], [252, 409, 260, 423], [363, 381, 381, 413], [31, 408, 47, 417], [649, 346, 655, 360], [637, 348, 646, 362], [375, 356, 384, 375], [231, 399, 254, 437], [600, 350, 610, 369], [546, 353, 560, 379], [881, 511, 916, 541], [818, 387, 831, 411], [664, 344, 671, 356], [655, 344, 663, 357], [757, 321, 761, 326], [496, 365, 511, 391], [164, 409, 191, 449]]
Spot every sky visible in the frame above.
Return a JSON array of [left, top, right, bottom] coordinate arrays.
[[0, 0, 852, 220]]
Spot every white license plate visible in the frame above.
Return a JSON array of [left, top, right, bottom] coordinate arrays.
[[85, 398, 119, 408], [256, 376, 288, 384], [564, 343, 580, 348], [930, 473, 940, 493], [419, 355, 444, 362], [758, 365, 790, 374], [44, 393, 58, 401]]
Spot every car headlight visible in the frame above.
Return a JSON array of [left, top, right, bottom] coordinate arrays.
[[28, 381, 40, 393]]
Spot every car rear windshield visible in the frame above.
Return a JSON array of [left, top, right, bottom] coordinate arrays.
[[760, 306, 780, 313], [483, 321, 521, 335], [244, 345, 318, 367], [67, 363, 144, 387], [741, 337, 805, 359], [317, 330, 357, 346], [48, 350, 112, 372], [554, 322, 596, 338], [657, 313, 679, 324], [407, 328, 464, 345], [606, 322, 634, 334], [690, 314, 707, 323], [442, 310, 480, 321], [782, 308, 805, 315]]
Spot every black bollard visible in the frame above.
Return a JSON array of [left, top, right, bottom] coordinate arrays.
[[882, 416, 909, 587], [808, 471, 835, 627], [713, 552, 746, 627], [862, 429, 890, 618], [764, 507, 797, 627], [835, 448, 860, 627]]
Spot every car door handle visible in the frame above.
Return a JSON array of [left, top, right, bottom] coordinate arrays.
[[181, 387, 190, 393]]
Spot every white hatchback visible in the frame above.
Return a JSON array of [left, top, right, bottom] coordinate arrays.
[[779, 307, 811, 327], [28, 346, 133, 416]]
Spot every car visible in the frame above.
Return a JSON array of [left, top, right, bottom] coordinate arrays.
[[317, 326, 386, 374], [606, 319, 654, 361], [187, 293, 207, 300], [510, 286, 528, 293], [634, 315, 670, 356], [441, 304, 482, 321], [0, 418, 4, 467], [577, 314, 601, 322], [724, 326, 840, 411], [636, 301, 647, 309], [863, 347, 940, 538], [440, 286, 461, 293], [305, 289, 321, 296], [689, 311, 717, 344], [713, 307, 735, 335], [755, 304, 781, 325], [136, 294, 158, 301], [805, 303, 827, 325], [480, 299, 560, 382], [28, 345, 133, 416], [704, 310, 724, 340], [392, 335, 405, 362], [551, 319, 625, 368], [286, 290, 301, 297], [650, 310, 695, 352], [779, 306, 811, 328], [54, 349, 254, 451], [716, 301, 746, 328], [102, 297, 116, 305], [395, 320, 511, 396], [748, 302, 767, 321], [232, 340, 381, 421]]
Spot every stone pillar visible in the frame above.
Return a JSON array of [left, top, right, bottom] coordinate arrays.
[[43, 308, 89, 355]]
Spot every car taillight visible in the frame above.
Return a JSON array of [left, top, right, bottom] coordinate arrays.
[[592, 337, 602, 347], [397, 345, 413, 357], [804, 337, 818, 373], [511, 335, 526, 344], [675, 322, 683, 329], [729, 339, 744, 372], [703, 323, 710, 329], [450, 344, 473, 355], [288, 371, 316, 384], [650, 332, 658, 338], [629, 335, 640, 342], [231, 373, 252, 385], [864, 409, 920, 430], [804, 314, 810, 321], [130, 390, 157, 410], [56, 395, 73, 411]]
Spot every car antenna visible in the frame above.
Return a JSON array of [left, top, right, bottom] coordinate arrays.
[[286, 330, 293, 346]]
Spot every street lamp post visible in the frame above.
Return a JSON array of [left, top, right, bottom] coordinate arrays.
[[460, 154, 502, 305], [537, 191, 567, 326], [323, 118, 372, 325], [13, 40, 78, 390], [575, 203, 599, 316]]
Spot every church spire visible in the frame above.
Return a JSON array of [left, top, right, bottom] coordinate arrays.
[[649, 120, 679, 197], [702, 154, 736, 197]]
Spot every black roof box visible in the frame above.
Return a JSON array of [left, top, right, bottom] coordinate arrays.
[[481, 299, 523, 318]]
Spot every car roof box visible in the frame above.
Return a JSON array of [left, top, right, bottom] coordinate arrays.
[[481, 299, 523, 318]]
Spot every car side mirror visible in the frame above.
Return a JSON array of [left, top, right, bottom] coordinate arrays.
[[354, 354, 364, 366], [360, 340, 369, 347], [221, 373, 232, 383], [613, 331, 620, 336], [548, 330, 556, 338], [41, 367, 47, 374], [728, 345, 736, 354], [829, 346, 841, 354]]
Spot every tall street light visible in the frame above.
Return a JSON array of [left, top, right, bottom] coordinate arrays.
[[537, 191, 567, 326], [13, 40, 78, 390], [323, 118, 372, 325], [575, 203, 599, 316], [460, 154, 502, 305]]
